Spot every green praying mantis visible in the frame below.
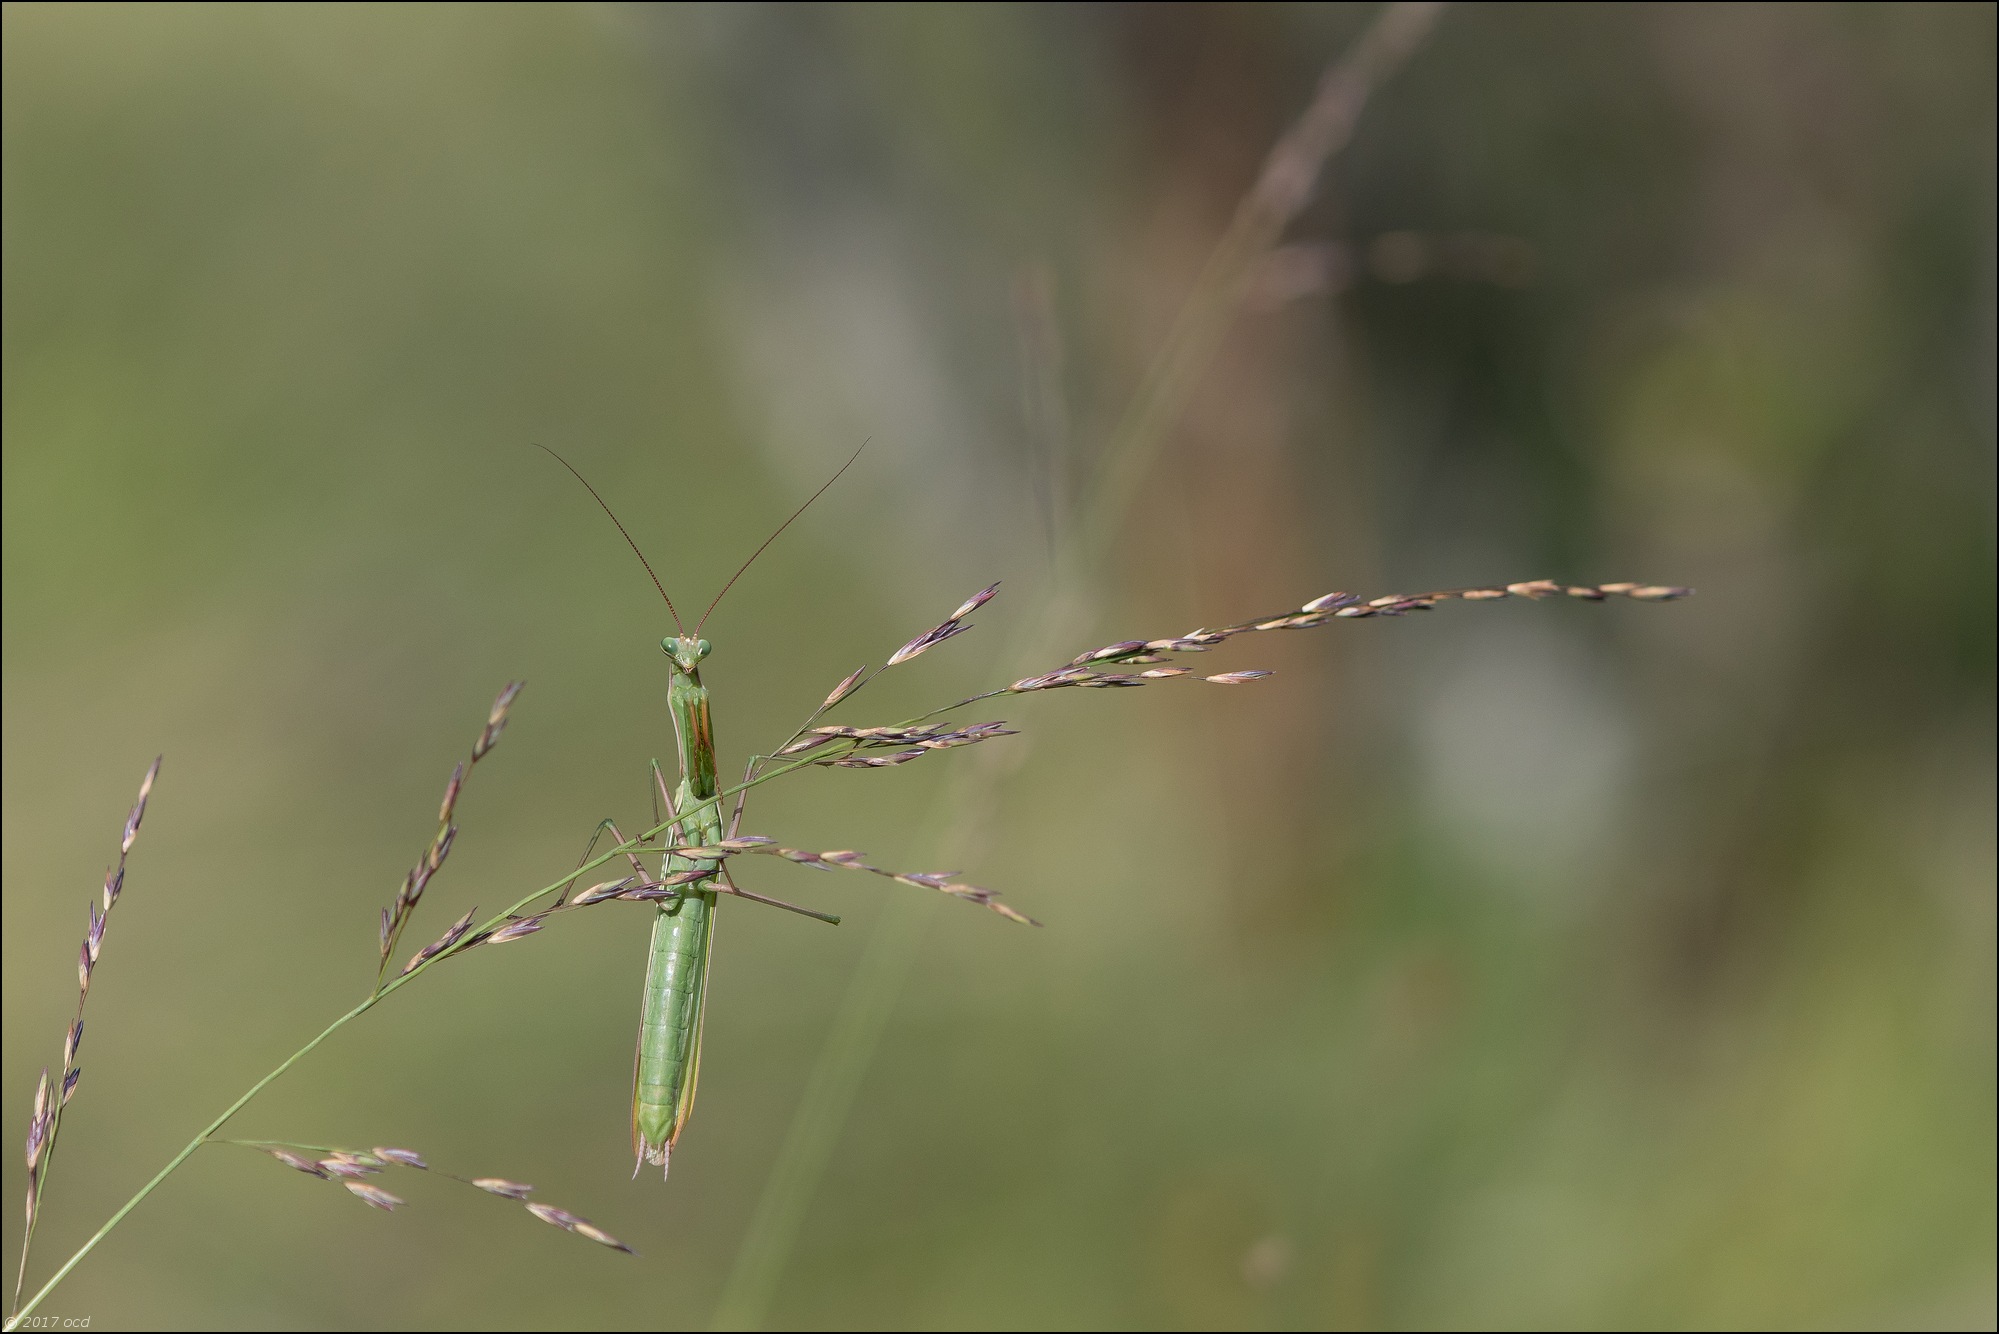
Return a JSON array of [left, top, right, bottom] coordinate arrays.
[[531, 444, 1690, 1181]]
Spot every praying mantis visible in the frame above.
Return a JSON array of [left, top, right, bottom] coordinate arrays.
[[533, 444, 1689, 1181]]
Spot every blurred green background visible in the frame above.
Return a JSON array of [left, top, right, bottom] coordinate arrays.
[[4, 3, 1993, 1329]]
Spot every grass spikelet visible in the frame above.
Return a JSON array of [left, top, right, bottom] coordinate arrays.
[[401, 908, 477, 976], [471, 1178, 534, 1199], [571, 878, 636, 906], [343, 1181, 403, 1212], [483, 916, 546, 945], [261, 1149, 328, 1178], [525, 1203, 636, 1255], [23, 1074, 50, 1175], [819, 666, 867, 712]]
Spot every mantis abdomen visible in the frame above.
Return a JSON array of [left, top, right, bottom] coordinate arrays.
[[634, 880, 713, 1166]]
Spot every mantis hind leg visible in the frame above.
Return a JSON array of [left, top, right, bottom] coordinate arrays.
[[559, 815, 653, 907]]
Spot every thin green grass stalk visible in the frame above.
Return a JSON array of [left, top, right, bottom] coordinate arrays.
[[709, 5, 1451, 1326]]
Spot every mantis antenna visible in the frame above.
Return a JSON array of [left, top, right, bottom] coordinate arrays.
[[695, 440, 867, 636], [535, 444, 683, 636]]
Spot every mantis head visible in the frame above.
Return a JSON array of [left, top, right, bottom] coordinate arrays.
[[663, 636, 712, 673]]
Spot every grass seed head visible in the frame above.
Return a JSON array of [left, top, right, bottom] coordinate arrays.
[[488, 680, 525, 727], [25, 1071, 51, 1170], [472, 1178, 534, 1199], [263, 1148, 328, 1177], [574, 1221, 636, 1254], [949, 581, 1001, 622], [818, 748, 928, 768], [473, 681, 526, 759], [887, 621, 970, 666], [820, 666, 867, 712], [485, 915, 545, 945], [373, 1147, 427, 1169], [573, 878, 634, 906], [620, 883, 683, 902], [426, 824, 456, 875], [402, 907, 477, 975], [525, 1202, 636, 1254], [121, 756, 161, 856], [343, 1180, 403, 1211], [438, 762, 465, 824]]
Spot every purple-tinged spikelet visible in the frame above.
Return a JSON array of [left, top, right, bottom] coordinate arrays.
[[402, 907, 477, 976], [820, 666, 868, 712], [472, 1178, 534, 1199], [438, 762, 466, 824], [24, 1072, 50, 1172], [263, 1148, 329, 1177], [485, 916, 546, 945], [343, 1181, 403, 1211], [526, 1202, 636, 1254]]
